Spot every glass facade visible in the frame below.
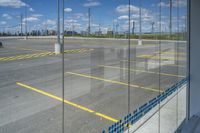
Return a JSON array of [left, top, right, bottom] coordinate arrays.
[[0, 0, 188, 133]]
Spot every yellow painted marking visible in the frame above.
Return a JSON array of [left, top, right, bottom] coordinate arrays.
[[95, 113, 118, 123], [0, 48, 93, 62], [64, 48, 94, 54], [65, 72, 163, 92], [137, 55, 186, 61], [0, 52, 52, 61], [16, 82, 118, 123], [154, 51, 186, 55], [99, 65, 185, 78]]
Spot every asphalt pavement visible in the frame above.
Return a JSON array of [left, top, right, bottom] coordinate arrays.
[[0, 38, 187, 133]]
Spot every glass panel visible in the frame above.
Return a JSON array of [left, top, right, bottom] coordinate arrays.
[[0, 1, 63, 133], [159, 0, 178, 132], [0, 0, 188, 133], [64, 0, 129, 132], [159, 0, 187, 132], [177, 0, 187, 127], [129, 0, 160, 132]]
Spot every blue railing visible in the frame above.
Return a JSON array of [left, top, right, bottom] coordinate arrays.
[[102, 77, 188, 133]]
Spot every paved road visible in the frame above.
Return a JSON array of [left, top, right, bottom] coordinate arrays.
[[0, 38, 187, 133]]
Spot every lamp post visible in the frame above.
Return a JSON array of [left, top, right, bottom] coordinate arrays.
[[88, 8, 91, 36], [169, 0, 172, 38], [138, 0, 142, 45], [151, 22, 155, 34], [20, 14, 23, 36], [55, 0, 61, 54], [132, 21, 135, 35], [24, 5, 28, 40]]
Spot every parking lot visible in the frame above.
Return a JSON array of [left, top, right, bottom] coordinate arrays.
[[0, 38, 186, 133]]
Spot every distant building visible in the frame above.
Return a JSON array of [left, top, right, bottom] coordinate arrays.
[[30, 30, 40, 36], [81, 31, 88, 36], [65, 31, 77, 36], [107, 30, 113, 35], [48, 30, 56, 35], [95, 31, 102, 36]]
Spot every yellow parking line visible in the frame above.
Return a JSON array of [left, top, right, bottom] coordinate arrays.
[[0, 53, 42, 61], [99, 65, 185, 78], [65, 72, 162, 92], [64, 48, 94, 54], [0, 52, 47, 61], [137, 55, 186, 61], [16, 82, 118, 123], [154, 51, 186, 55], [0, 48, 93, 62]]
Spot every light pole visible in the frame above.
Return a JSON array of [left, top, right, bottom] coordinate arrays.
[[98, 24, 101, 36], [132, 21, 135, 35], [169, 0, 172, 38], [138, 0, 142, 45], [61, 1, 65, 133], [20, 14, 23, 36], [113, 19, 115, 38], [116, 23, 119, 35], [24, 5, 28, 40], [151, 22, 155, 34], [55, 0, 61, 54], [88, 8, 91, 36]]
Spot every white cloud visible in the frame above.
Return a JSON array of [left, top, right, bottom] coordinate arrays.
[[101, 27, 108, 34], [180, 15, 186, 20], [64, 8, 72, 13], [73, 23, 81, 27], [0, 21, 7, 25], [116, 5, 139, 14], [91, 23, 99, 27], [0, 0, 27, 8], [23, 14, 43, 23], [29, 7, 34, 12], [32, 14, 43, 17], [2, 13, 12, 19], [41, 20, 56, 30], [23, 16, 39, 22], [118, 15, 129, 20], [115, 2, 186, 33], [157, 2, 167, 7], [157, 0, 187, 8], [83, 0, 101, 7], [116, 4, 150, 15], [116, 5, 155, 23], [65, 19, 77, 23], [45, 19, 56, 25], [73, 13, 85, 19]]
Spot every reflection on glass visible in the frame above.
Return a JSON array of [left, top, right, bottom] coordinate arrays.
[[0, 0, 188, 133]]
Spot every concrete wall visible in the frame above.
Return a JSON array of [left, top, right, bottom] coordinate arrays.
[[125, 84, 187, 133]]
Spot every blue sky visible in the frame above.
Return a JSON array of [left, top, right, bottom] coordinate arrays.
[[0, 0, 187, 34]]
